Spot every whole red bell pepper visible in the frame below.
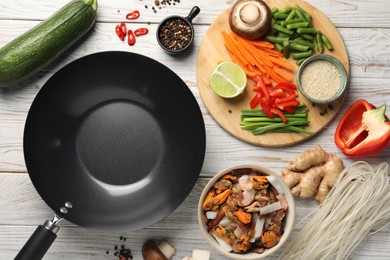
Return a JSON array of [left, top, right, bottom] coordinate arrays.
[[334, 99, 390, 157]]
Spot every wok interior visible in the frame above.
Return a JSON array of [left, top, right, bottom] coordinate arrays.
[[24, 52, 206, 231]]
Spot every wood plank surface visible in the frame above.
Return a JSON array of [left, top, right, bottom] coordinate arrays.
[[0, 0, 389, 259]]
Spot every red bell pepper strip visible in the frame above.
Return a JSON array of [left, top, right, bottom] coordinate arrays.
[[259, 98, 273, 118], [334, 99, 390, 157], [127, 29, 136, 46], [126, 10, 140, 20], [271, 108, 287, 123], [250, 93, 261, 109], [134, 27, 149, 36], [275, 81, 297, 89]]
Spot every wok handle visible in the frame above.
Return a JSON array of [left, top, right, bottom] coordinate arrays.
[[15, 221, 60, 260]]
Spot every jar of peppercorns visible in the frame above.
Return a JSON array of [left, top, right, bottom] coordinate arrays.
[[156, 6, 200, 55]]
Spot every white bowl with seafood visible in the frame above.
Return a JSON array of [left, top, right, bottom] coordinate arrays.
[[198, 165, 296, 259]]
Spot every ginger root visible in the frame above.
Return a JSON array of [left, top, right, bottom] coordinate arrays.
[[282, 145, 344, 204]]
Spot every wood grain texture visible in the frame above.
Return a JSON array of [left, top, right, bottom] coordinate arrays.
[[0, 0, 390, 259], [196, 0, 349, 147]]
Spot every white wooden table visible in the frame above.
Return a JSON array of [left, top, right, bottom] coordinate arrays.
[[0, 0, 389, 259]]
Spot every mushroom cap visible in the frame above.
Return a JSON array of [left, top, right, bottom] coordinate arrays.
[[229, 0, 272, 40], [142, 240, 168, 260]]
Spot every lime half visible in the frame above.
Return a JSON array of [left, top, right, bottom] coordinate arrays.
[[209, 62, 247, 98]]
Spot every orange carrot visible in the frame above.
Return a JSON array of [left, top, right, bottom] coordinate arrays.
[[221, 31, 295, 83]]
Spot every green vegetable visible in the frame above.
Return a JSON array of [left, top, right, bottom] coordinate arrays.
[[286, 22, 309, 30], [296, 27, 317, 34], [290, 42, 309, 52], [316, 31, 324, 53], [0, 0, 98, 87], [321, 33, 334, 50], [292, 50, 313, 60], [273, 23, 294, 35], [269, 5, 334, 64], [240, 105, 313, 135]]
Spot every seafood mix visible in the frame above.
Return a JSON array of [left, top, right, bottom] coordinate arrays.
[[201, 168, 289, 254]]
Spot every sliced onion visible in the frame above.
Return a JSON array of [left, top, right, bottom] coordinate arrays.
[[211, 232, 233, 252], [260, 201, 282, 215], [267, 175, 285, 195], [250, 214, 265, 242], [219, 216, 232, 227], [205, 211, 218, 220]]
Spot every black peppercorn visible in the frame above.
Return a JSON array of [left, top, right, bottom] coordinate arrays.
[[158, 19, 192, 51]]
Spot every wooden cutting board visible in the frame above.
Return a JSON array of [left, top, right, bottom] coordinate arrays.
[[196, 0, 349, 147]]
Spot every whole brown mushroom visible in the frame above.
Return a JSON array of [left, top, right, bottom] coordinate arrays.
[[142, 239, 176, 260], [229, 0, 272, 40]]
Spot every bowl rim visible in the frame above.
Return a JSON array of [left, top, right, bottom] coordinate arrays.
[[297, 53, 348, 104], [156, 16, 195, 55], [197, 164, 296, 260]]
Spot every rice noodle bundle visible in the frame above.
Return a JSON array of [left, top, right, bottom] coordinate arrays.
[[280, 161, 390, 260]]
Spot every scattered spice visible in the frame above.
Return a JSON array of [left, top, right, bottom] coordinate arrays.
[[108, 236, 133, 260], [300, 60, 341, 101], [158, 19, 192, 51], [141, 0, 182, 13]]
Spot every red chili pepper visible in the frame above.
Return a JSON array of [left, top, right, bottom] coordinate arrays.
[[126, 10, 140, 20], [271, 108, 287, 123], [134, 28, 149, 37], [334, 99, 390, 157], [115, 25, 125, 41], [127, 29, 136, 46], [119, 22, 127, 37]]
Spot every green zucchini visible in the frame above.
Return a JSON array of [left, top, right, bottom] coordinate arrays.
[[0, 0, 98, 87]]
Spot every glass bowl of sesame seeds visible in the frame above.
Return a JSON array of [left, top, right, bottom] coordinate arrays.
[[297, 54, 348, 104], [156, 6, 200, 55]]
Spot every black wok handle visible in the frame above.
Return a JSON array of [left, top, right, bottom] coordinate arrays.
[[15, 218, 61, 260]]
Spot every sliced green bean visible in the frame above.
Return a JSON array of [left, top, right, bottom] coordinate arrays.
[[293, 38, 314, 49], [277, 32, 291, 38], [296, 58, 307, 65], [297, 27, 317, 34], [266, 35, 289, 44], [286, 22, 309, 30], [289, 42, 309, 52], [301, 34, 314, 40], [271, 7, 279, 15], [292, 50, 313, 60], [252, 121, 310, 135], [273, 12, 289, 20], [294, 8, 307, 22], [295, 5, 312, 25], [321, 33, 334, 50], [283, 40, 290, 58], [285, 10, 296, 21], [275, 43, 283, 52], [281, 17, 303, 26], [278, 5, 293, 14], [273, 23, 294, 35], [316, 31, 324, 53]]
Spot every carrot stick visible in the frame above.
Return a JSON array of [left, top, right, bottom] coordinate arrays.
[[221, 31, 294, 83], [272, 65, 293, 82], [268, 56, 295, 71]]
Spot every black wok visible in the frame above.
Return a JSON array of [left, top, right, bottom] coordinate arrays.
[[16, 52, 206, 259]]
